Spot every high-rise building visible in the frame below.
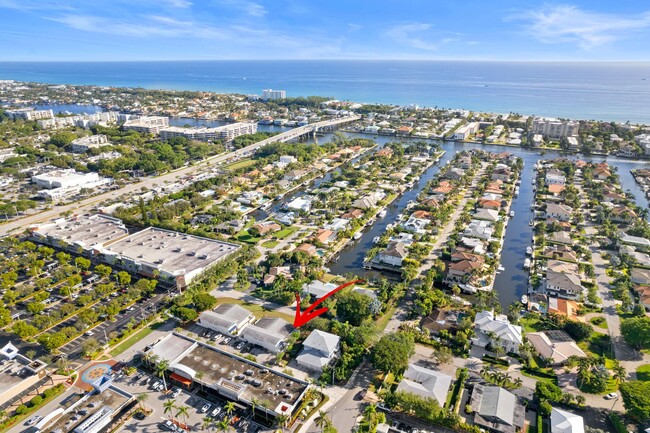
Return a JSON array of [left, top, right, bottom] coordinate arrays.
[[531, 117, 579, 139], [261, 89, 286, 100]]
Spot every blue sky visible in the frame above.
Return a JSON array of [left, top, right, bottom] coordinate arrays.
[[0, 0, 649, 61]]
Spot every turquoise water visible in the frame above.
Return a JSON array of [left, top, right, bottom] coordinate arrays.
[[2, 60, 650, 123]]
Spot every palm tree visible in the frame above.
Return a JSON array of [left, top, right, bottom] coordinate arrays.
[[276, 414, 289, 432], [163, 400, 177, 423], [176, 405, 190, 427], [513, 377, 523, 389], [202, 416, 213, 431], [224, 401, 235, 418], [315, 410, 331, 433], [250, 397, 259, 420], [612, 361, 627, 384], [156, 359, 170, 391], [216, 420, 230, 432], [136, 393, 148, 411]]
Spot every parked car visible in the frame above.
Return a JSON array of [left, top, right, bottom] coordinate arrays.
[[171, 387, 182, 398], [236, 341, 245, 350], [222, 337, 231, 345], [605, 393, 618, 400], [84, 330, 95, 336], [159, 420, 178, 431], [200, 403, 211, 413], [210, 407, 222, 418], [26, 415, 42, 426]]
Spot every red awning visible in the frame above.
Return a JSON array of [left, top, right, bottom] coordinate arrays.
[[170, 373, 192, 386]]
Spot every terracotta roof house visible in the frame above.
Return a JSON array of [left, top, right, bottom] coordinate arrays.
[[341, 209, 364, 220], [313, 229, 336, 244], [543, 245, 578, 262], [252, 221, 281, 235], [411, 210, 433, 220], [548, 184, 565, 196], [376, 148, 393, 157], [478, 199, 501, 210], [294, 243, 317, 257], [547, 298, 584, 322]]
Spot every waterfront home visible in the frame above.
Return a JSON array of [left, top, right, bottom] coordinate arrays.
[[458, 155, 473, 169], [474, 208, 500, 222], [545, 270, 583, 300], [469, 385, 525, 433], [545, 169, 566, 186], [241, 317, 293, 353], [286, 196, 314, 212], [284, 169, 309, 182], [294, 243, 318, 257], [198, 304, 255, 336], [526, 331, 586, 365], [443, 167, 465, 181], [547, 297, 583, 322], [547, 260, 580, 275], [631, 267, 650, 285], [400, 216, 430, 234], [421, 198, 440, 208], [352, 287, 378, 300], [548, 184, 565, 196], [396, 364, 452, 407], [390, 232, 415, 245], [464, 219, 494, 240], [610, 205, 637, 223], [324, 218, 350, 232], [445, 254, 485, 284], [252, 221, 281, 235], [550, 408, 584, 433], [263, 266, 292, 286], [312, 229, 336, 244], [277, 212, 296, 225], [460, 237, 487, 255], [543, 245, 578, 262], [544, 203, 573, 222], [491, 166, 511, 182], [472, 310, 523, 354], [296, 330, 340, 372], [548, 231, 573, 246], [376, 148, 394, 158], [593, 166, 612, 180], [411, 210, 433, 220], [377, 241, 408, 267], [478, 199, 501, 210], [341, 209, 364, 220]]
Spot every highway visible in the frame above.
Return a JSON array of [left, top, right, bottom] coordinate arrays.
[[0, 116, 359, 236]]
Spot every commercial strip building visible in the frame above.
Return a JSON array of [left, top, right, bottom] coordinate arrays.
[[30, 214, 240, 289], [159, 122, 258, 142], [31, 169, 113, 200], [0, 342, 48, 410], [141, 333, 309, 418]]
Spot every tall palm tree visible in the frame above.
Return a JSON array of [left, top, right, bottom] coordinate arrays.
[[612, 361, 627, 384], [136, 393, 148, 411], [156, 359, 170, 391], [176, 405, 190, 427], [163, 400, 177, 423], [276, 414, 289, 432], [250, 397, 259, 420], [513, 377, 523, 389], [314, 410, 331, 433], [216, 420, 230, 432]]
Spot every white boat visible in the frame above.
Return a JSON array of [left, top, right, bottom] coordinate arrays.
[[353, 232, 362, 240], [526, 246, 533, 255], [529, 219, 534, 226], [378, 209, 387, 218], [373, 236, 381, 244], [521, 295, 529, 305], [497, 265, 505, 271], [509, 210, 515, 217], [523, 258, 531, 269]]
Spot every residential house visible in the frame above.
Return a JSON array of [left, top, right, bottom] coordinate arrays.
[[545, 270, 583, 300], [198, 304, 255, 336], [472, 310, 523, 354], [464, 219, 494, 240], [252, 221, 281, 235], [377, 241, 407, 267], [341, 209, 364, 220], [479, 199, 501, 210], [545, 170, 566, 186], [294, 243, 317, 257], [544, 203, 573, 222], [474, 209, 500, 222], [491, 166, 511, 182], [550, 408, 584, 433], [548, 231, 573, 245], [284, 169, 308, 182], [313, 229, 336, 244], [214, 219, 246, 234], [286, 196, 313, 212], [548, 184, 565, 196], [263, 266, 292, 286], [618, 233, 650, 251], [527, 330, 587, 365], [547, 298, 584, 322], [631, 267, 650, 285], [400, 216, 430, 234], [241, 317, 293, 353], [324, 218, 350, 232], [543, 245, 578, 262], [443, 168, 465, 181], [469, 385, 525, 433], [611, 206, 637, 224], [303, 280, 337, 299], [296, 330, 340, 371], [420, 309, 461, 335], [396, 364, 452, 407]]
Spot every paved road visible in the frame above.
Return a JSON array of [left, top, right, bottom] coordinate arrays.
[[0, 117, 359, 236]]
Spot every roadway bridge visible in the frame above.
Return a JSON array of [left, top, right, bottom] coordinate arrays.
[[0, 115, 361, 235]]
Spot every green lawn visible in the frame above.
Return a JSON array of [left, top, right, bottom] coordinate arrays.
[[636, 364, 650, 381], [225, 158, 256, 171], [589, 316, 608, 329], [234, 231, 261, 244], [519, 315, 545, 333], [261, 240, 280, 248], [274, 226, 299, 239], [109, 323, 160, 357]]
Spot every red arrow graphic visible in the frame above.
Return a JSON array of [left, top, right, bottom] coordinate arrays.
[[293, 279, 364, 328]]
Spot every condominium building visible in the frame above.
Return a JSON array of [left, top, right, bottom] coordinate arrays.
[[262, 89, 286, 100], [5, 107, 54, 121], [452, 122, 480, 140], [122, 116, 169, 134], [158, 122, 257, 142], [531, 117, 579, 139], [37, 111, 120, 129], [70, 134, 111, 153]]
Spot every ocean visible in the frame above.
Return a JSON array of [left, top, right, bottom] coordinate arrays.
[[1, 60, 650, 123]]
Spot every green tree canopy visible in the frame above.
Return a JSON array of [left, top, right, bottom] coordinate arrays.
[[370, 332, 415, 374]]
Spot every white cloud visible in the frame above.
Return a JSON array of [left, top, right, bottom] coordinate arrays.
[[513, 4, 650, 49], [385, 22, 458, 51]]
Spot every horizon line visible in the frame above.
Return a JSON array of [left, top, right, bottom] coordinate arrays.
[[1, 59, 650, 63]]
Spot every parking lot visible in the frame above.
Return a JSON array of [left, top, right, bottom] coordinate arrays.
[[113, 369, 269, 433]]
